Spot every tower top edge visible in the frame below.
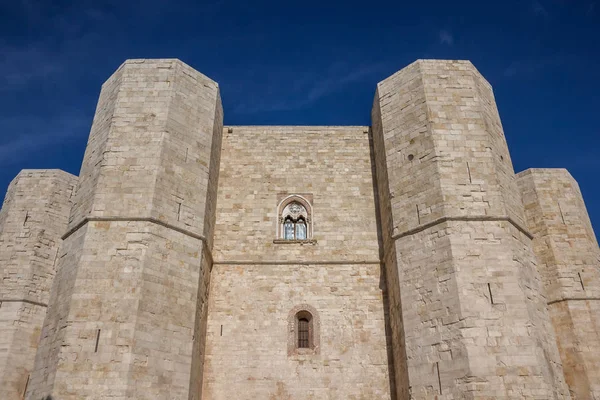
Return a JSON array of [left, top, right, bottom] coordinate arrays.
[[104, 58, 219, 88]]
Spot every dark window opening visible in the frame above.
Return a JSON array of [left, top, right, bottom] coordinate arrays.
[[298, 318, 310, 348]]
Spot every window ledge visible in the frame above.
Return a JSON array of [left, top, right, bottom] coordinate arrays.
[[273, 239, 317, 245], [289, 347, 319, 358]]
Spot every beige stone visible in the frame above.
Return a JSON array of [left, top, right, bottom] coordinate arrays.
[[0, 58, 596, 399], [204, 126, 390, 399], [0, 170, 76, 400], [24, 59, 222, 400], [372, 60, 570, 399], [517, 169, 600, 400]]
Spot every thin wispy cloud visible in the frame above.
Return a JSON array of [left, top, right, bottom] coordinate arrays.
[[0, 113, 89, 165], [439, 30, 454, 46], [0, 1, 125, 92], [233, 62, 386, 114], [573, 152, 600, 167], [503, 55, 565, 78], [0, 44, 65, 89], [0, 0, 598, 235], [0, 0, 228, 170], [533, 1, 550, 18]]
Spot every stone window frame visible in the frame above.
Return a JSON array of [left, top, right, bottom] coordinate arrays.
[[287, 304, 320, 356], [274, 194, 316, 244]]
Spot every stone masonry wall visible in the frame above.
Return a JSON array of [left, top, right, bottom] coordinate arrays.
[[189, 91, 224, 400], [0, 169, 76, 400], [372, 60, 569, 399], [27, 59, 223, 400], [517, 169, 600, 399], [203, 126, 393, 399], [0, 57, 595, 400]]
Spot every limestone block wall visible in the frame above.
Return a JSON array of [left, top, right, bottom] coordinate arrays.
[[517, 169, 600, 399], [0, 56, 594, 399], [0, 169, 76, 400], [26, 59, 223, 400], [211, 126, 381, 262], [66, 59, 222, 237], [372, 60, 569, 399], [204, 126, 393, 399]]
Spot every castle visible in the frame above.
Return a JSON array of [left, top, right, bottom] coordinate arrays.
[[0, 58, 599, 400]]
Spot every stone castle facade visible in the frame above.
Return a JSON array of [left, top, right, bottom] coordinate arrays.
[[0, 59, 598, 400]]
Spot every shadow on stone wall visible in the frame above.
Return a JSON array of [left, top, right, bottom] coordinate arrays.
[[369, 127, 398, 400]]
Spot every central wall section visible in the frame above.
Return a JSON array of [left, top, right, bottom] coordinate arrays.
[[204, 126, 392, 399]]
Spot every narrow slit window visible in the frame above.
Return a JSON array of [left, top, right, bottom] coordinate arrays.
[[488, 283, 494, 304], [22, 374, 30, 398], [95, 329, 101, 353]]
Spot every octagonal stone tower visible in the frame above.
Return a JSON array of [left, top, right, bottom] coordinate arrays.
[[26, 59, 223, 400], [517, 169, 600, 399], [371, 60, 570, 399], [1, 57, 597, 400], [0, 170, 76, 400]]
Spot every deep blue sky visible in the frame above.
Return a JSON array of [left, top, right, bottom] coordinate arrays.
[[1, 0, 599, 235]]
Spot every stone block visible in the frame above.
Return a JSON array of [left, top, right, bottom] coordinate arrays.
[[372, 60, 570, 399], [26, 59, 222, 400], [0, 169, 76, 400]]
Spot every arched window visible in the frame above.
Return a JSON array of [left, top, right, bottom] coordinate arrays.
[[288, 305, 319, 356], [295, 310, 313, 349], [277, 196, 313, 241]]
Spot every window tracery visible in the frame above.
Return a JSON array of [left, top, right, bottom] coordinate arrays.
[[276, 195, 313, 241]]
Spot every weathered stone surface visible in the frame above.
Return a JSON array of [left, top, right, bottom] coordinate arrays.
[[203, 126, 392, 399], [25, 59, 222, 400], [0, 58, 595, 400], [517, 168, 600, 400], [0, 169, 76, 400], [372, 60, 570, 399], [212, 126, 380, 262]]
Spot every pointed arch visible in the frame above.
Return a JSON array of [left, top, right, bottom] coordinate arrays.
[[276, 195, 313, 240]]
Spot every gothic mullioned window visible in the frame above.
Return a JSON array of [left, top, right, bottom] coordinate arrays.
[[277, 195, 313, 241], [282, 211, 307, 240]]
